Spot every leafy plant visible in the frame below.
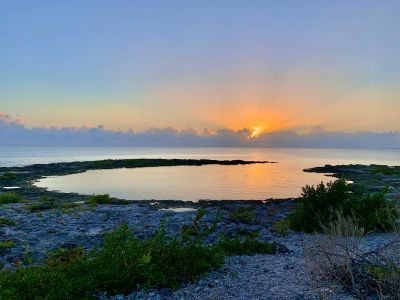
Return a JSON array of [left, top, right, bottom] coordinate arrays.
[[0, 172, 17, 181], [228, 206, 258, 224], [26, 197, 58, 212], [0, 217, 15, 226], [0, 241, 16, 249], [0, 192, 24, 204], [272, 219, 289, 236], [288, 179, 399, 233], [86, 194, 113, 206], [181, 207, 221, 241]]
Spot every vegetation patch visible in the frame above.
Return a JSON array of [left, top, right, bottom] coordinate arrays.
[[0, 192, 24, 205], [0, 172, 17, 181], [86, 194, 114, 206], [0, 217, 15, 227], [228, 206, 259, 224], [26, 197, 58, 213], [0, 208, 276, 299], [371, 166, 400, 176], [271, 219, 289, 236], [288, 179, 399, 233], [305, 213, 400, 299], [0, 241, 16, 249], [235, 228, 260, 239]]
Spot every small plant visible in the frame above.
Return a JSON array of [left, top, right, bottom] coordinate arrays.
[[266, 207, 278, 216], [86, 194, 113, 206], [0, 241, 16, 249], [60, 202, 82, 209], [0, 172, 17, 181], [235, 228, 260, 239], [272, 219, 289, 236], [0, 192, 24, 204], [228, 206, 258, 224], [181, 207, 221, 241], [26, 197, 58, 212], [22, 242, 33, 265], [0, 217, 15, 226], [217, 235, 276, 255], [47, 247, 84, 267]]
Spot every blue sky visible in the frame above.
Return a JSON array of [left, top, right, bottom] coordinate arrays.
[[1, 0, 399, 132]]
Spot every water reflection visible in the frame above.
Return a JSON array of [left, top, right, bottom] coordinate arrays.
[[33, 148, 400, 201]]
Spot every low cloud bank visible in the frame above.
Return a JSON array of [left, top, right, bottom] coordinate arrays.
[[1, 113, 399, 148]]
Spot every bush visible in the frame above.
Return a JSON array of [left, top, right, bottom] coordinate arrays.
[[0, 172, 17, 181], [304, 214, 400, 299], [86, 194, 113, 206], [288, 179, 399, 233], [0, 192, 24, 204], [0, 241, 16, 249], [217, 235, 276, 255], [228, 206, 258, 224], [0, 217, 15, 227], [272, 219, 289, 236], [26, 197, 58, 212]]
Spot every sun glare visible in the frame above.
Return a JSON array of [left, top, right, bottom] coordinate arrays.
[[249, 125, 264, 138]]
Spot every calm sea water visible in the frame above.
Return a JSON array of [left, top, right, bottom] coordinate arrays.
[[2, 147, 399, 201]]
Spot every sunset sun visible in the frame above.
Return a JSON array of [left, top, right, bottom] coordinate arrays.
[[249, 125, 264, 138]]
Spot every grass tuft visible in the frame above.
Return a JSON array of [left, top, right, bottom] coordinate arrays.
[[0, 217, 15, 227], [0, 172, 17, 181], [228, 206, 258, 224], [86, 194, 113, 206], [0, 192, 24, 205], [0, 241, 16, 249]]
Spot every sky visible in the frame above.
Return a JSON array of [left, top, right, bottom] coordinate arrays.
[[1, 0, 400, 139]]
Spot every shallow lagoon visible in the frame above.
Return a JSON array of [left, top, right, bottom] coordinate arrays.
[[30, 147, 400, 201]]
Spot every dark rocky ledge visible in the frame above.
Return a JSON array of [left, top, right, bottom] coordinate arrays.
[[305, 164, 400, 202]]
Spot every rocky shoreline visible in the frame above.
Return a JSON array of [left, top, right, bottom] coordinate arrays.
[[0, 158, 274, 203]]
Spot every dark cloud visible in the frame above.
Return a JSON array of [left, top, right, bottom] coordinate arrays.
[[0, 112, 399, 148]]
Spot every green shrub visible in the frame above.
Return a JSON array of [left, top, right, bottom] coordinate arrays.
[[272, 219, 289, 236], [86, 194, 113, 206], [0, 217, 15, 226], [181, 207, 220, 241], [216, 235, 276, 255], [47, 247, 85, 267], [26, 197, 58, 213], [235, 228, 260, 239], [60, 202, 82, 209], [288, 179, 399, 233], [0, 192, 24, 204], [228, 206, 258, 224], [0, 172, 17, 181], [0, 241, 16, 249]]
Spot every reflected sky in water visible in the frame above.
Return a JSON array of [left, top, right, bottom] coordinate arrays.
[[32, 147, 400, 201]]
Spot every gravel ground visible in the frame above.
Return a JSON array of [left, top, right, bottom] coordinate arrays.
[[1, 202, 398, 300], [105, 232, 399, 300]]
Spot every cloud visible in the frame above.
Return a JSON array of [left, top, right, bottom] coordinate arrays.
[[0, 112, 399, 148]]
